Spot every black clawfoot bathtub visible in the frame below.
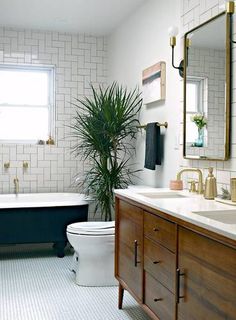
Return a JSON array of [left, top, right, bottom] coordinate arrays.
[[0, 193, 88, 257]]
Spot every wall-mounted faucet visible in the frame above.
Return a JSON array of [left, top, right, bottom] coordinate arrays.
[[176, 168, 204, 194], [4, 162, 10, 169], [23, 161, 29, 169], [13, 177, 19, 195]]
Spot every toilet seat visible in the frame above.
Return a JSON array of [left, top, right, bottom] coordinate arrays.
[[67, 221, 115, 236]]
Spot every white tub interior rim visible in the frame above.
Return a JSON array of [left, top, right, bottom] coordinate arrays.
[[0, 193, 89, 209]]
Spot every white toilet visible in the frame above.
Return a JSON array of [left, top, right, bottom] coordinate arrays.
[[66, 221, 117, 286]]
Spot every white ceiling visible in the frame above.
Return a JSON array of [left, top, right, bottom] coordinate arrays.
[[0, 0, 146, 35]]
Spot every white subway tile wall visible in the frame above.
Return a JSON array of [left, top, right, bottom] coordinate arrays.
[[186, 47, 225, 158], [0, 27, 107, 206], [180, 0, 236, 192]]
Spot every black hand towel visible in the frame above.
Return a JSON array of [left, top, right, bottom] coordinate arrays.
[[144, 122, 161, 170]]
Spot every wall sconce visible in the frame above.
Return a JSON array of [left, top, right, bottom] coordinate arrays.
[[168, 26, 184, 78], [169, 1, 235, 75]]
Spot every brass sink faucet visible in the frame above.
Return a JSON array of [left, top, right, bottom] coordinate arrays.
[[13, 177, 19, 195], [176, 168, 204, 194]]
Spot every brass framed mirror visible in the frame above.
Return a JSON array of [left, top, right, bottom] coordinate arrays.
[[183, 11, 232, 160]]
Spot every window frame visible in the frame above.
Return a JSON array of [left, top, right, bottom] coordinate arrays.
[[186, 76, 207, 144], [0, 64, 55, 144]]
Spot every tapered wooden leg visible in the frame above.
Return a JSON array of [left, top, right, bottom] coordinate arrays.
[[118, 283, 124, 309]]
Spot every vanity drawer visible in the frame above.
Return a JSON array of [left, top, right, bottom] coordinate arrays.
[[144, 211, 176, 252], [118, 200, 143, 248], [145, 271, 175, 320], [144, 237, 175, 293], [119, 200, 143, 225]]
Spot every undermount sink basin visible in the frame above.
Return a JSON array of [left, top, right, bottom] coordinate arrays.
[[193, 210, 236, 224], [137, 192, 187, 199]]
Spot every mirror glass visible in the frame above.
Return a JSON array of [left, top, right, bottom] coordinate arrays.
[[184, 13, 230, 160]]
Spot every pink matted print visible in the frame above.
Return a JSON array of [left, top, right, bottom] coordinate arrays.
[[142, 61, 166, 104]]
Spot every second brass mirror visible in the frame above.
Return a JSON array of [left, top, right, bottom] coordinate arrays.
[[183, 11, 231, 160]]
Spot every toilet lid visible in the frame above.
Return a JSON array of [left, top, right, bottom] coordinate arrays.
[[67, 221, 115, 235]]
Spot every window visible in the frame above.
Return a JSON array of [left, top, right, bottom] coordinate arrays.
[[186, 77, 206, 144], [0, 65, 55, 143], [186, 81, 200, 112]]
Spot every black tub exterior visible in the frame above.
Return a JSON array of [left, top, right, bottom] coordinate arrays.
[[0, 205, 88, 257]]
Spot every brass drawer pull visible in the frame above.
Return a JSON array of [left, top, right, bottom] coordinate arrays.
[[153, 227, 159, 232], [153, 260, 161, 264], [154, 298, 162, 302]]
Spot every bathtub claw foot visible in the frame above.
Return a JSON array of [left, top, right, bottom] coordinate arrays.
[[53, 241, 67, 258]]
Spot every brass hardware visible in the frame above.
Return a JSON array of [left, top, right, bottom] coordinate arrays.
[[4, 162, 10, 169], [154, 298, 162, 302], [13, 177, 19, 195], [23, 161, 28, 169], [170, 36, 176, 47], [204, 167, 217, 199], [188, 180, 197, 193], [183, 11, 231, 160], [137, 122, 168, 129], [46, 136, 55, 145], [153, 227, 159, 232], [177, 168, 204, 194], [186, 38, 191, 48], [227, 1, 234, 14], [168, 26, 184, 77]]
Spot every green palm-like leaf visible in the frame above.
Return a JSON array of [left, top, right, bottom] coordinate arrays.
[[70, 82, 142, 220]]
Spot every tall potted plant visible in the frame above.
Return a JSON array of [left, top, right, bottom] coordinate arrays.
[[71, 82, 142, 221]]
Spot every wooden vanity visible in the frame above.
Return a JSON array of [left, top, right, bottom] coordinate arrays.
[[115, 194, 236, 320]]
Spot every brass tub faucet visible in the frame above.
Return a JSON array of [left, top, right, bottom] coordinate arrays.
[[13, 177, 19, 195]]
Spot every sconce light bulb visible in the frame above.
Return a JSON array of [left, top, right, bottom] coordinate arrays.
[[168, 26, 179, 37]]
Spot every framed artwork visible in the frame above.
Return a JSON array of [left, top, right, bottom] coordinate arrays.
[[142, 61, 166, 104]]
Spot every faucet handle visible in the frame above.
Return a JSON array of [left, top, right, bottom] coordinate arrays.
[[187, 180, 197, 193], [23, 161, 29, 169], [4, 162, 10, 169]]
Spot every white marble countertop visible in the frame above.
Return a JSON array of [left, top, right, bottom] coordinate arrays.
[[114, 187, 236, 241]]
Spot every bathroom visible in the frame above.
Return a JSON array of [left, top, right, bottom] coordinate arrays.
[[0, 0, 235, 319]]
